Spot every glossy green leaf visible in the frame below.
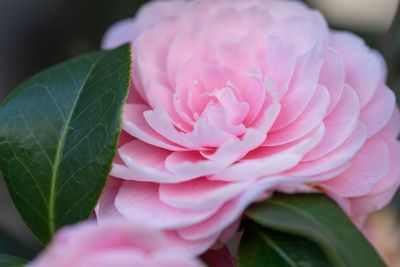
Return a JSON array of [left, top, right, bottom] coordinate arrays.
[[0, 254, 26, 267], [245, 194, 386, 267], [238, 222, 331, 267], [0, 44, 131, 243]]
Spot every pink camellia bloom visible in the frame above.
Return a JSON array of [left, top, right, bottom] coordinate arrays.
[[99, 0, 400, 255], [29, 220, 204, 267]]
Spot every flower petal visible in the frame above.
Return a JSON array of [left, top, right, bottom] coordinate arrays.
[[272, 43, 323, 130], [360, 84, 395, 138], [266, 85, 329, 146], [117, 139, 194, 183], [177, 176, 309, 240], [123, 104, 186, 151], [159, 178, 251, 210], [323, 135, 390, 198], [213, 124, 325, 181], [304, 85, 360, 161], [288, 122, 367, 177], [115, 181, 221, 229]]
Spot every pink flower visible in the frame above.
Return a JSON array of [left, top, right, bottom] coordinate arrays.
[[99, 0, 400, 255], [29, 220, 204, 267]]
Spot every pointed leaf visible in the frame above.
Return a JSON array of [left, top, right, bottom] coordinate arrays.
[[245, 194, 386, 267], [0, 44, 131, 243], [238, 222, 331, 267]]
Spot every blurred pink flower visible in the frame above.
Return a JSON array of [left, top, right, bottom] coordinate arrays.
[[29, 220, 204, 267], [99, 0, 400, 255]]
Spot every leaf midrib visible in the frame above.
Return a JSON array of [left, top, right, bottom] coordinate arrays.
[[252, 225, 300, 267], [250, 200, 347, 267], [47, 55, 104, 235]]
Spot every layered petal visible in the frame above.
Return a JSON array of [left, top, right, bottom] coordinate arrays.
[[100, 0, 400, 257]]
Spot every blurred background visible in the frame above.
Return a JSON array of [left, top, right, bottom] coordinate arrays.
[[0, 0, 399, 264]]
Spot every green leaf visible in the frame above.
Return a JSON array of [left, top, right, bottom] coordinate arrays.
[[0, 254, 26, 267], [0, 44, 131, 243], [238, 222, 331, 267], [245, 194, 386, 267]]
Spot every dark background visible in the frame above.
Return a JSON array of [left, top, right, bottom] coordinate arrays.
[[0, 0, 149, 258], [0, 0, 399, 260]]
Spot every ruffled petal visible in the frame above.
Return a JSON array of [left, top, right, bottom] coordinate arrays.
[[272, 43, 323, 130], [288, 122, 367, 177], [323, 135, 390, 198], [159, 178, 251, 209], [101, 19, 135, 49], [165, 151, 231, 178], [330, 31, 384, 107], [304, 85, 360, 161], [123, 104, 186, 151], [115, 181, 221, 229], [177, 176, 310, 241], [201, 103, 281, 162], [117, 140, 191, 183], [213, 125, 325, 181], [266, 85, 329, 146], [319, 47, 345, 114], [360, 84, 395, 138]]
